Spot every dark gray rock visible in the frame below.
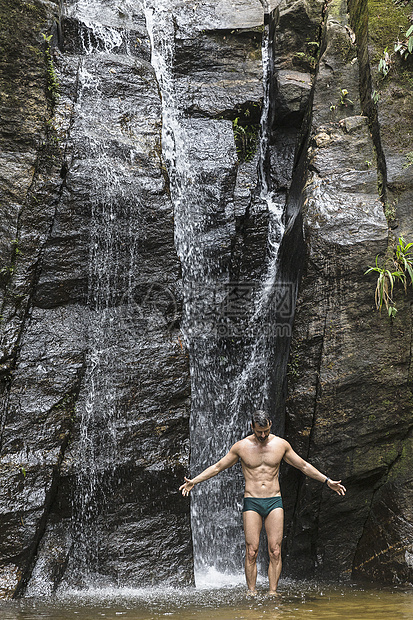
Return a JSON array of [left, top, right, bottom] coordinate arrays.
[[283, 0, 413, 584], [0, 0, 191, 596]]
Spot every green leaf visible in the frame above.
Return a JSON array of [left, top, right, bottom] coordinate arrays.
[[378, 59, 387, 75], [406, 264, 413, 284], [388, 306, 397, 318], [406, 24, 413, 37]]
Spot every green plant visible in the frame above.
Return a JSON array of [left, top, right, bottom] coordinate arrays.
[[388, 305, 398, 318], [306, 41, 320, 54], [292, 48, 318, 70], [329, 89, 353, 111], [11, 239, 21, 255], [232, 117, 259, 163], [378, 48, 392, 76], [394, 236, 413, 289], [365, 237, 413, 317], [287, 356, 300, 379], [41, 32, 60, 104], [377, 24, 413, 79], [365, 257, 404, 314], [394, 24, 413, 59], [402, 151, 413, 169], [384, 200, 397, 222], [339, 89, 354, 107]]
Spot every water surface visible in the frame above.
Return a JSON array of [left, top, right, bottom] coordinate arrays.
[[1, 582, 412, 620]]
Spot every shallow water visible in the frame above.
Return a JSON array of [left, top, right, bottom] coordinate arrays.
[[1, 582, 412, 620]]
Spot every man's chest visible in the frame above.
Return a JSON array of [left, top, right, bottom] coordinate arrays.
[[239, 445, 283, 470]]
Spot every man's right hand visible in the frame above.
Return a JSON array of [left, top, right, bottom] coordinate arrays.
[[179, 477, 195, 496]]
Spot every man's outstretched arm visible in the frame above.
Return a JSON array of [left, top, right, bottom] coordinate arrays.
[[283, 441, 346, 496], [179, 445, 239, 496]]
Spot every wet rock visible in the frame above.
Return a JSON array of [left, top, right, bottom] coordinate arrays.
[[174, 0, 264, 31], [275, 70, 312, 122], [352, 474, 413, 584], [283, 0, 413, 585], [0, 0, 191, 596], [344, 0, 413, 583]]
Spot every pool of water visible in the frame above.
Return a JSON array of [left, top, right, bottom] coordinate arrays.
[[0, 582, 412, 620]]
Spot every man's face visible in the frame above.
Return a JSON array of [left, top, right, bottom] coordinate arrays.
[[252, 422, 272, 443]]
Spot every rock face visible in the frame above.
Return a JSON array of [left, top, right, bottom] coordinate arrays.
[[0, 0, 412, 596], [282, 0, 413, 584], [0, 0, 191, 597]]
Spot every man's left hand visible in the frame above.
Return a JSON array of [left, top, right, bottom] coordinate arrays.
[[327, 479, 346, 496]]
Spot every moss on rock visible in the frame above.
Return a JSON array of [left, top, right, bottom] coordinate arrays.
[[368, 0, 411, 63], [0, 0, 59, 143]]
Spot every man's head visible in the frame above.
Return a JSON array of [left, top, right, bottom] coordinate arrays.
[[251, 410, 272, 443]]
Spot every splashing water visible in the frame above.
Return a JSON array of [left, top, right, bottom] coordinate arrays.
[[144, 0, 293, 585]]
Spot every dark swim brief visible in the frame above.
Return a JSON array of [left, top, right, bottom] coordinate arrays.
[[242, 496, 283, 518]]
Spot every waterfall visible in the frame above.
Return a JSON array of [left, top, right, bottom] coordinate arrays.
[[61, 0, 147, 585], [145, 1, 294, 585], [230, 8, 286, 420]]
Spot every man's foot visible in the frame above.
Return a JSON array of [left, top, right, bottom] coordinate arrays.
[[246, 589, 257, 597], [268, 590, 280, 597]]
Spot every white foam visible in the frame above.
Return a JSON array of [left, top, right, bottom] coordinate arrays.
[[195, 568, 245, 590]]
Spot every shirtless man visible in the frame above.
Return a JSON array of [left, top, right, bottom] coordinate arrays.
[[179, 410, 346, 594]]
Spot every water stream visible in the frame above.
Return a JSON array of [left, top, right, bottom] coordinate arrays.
[[144, 0, 295, 585], [57, 0, 150, 586]]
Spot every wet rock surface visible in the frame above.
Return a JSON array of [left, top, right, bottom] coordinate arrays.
[[0, 0, 191, 596], [282, 0, 413, 584], [0, 0, 412, 596]]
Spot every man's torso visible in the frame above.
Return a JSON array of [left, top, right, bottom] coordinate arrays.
[[235, 434, 287, 498]]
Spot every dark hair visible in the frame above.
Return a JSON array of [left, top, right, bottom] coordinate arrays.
[[251, 410, 271, 428]]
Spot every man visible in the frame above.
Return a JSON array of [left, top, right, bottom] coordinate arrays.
[[179, 410, 346, 595]]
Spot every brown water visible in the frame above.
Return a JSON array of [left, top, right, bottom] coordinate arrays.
[[0, 583, 412, 620]]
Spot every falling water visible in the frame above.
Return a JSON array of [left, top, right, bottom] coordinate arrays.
[[61, 0, 147, 585], [145, 1, 294, 585], [230, 9, 286, 419]]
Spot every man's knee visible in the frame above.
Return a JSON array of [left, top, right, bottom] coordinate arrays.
[[268, 542, 281, 562], [246, 543, 259, 563]]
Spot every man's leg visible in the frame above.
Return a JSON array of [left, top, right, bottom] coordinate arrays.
[[243, 510, 262, 593], [264, 507, 284, 594]]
